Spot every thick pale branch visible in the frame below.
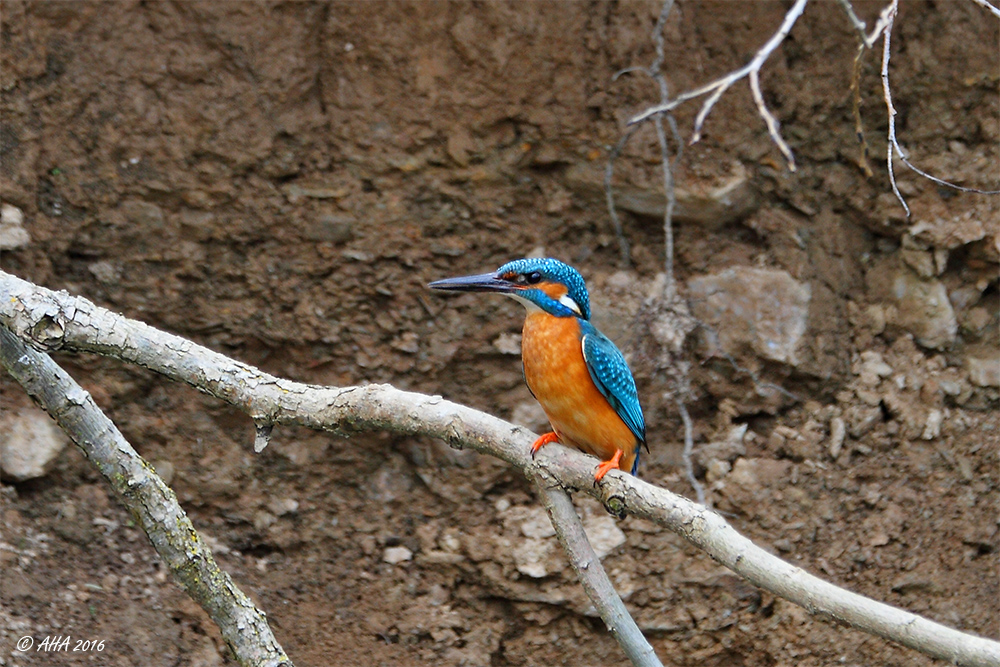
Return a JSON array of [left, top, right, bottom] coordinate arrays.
[[3, 270, 1000, 667], [0, 326, 291, 667]]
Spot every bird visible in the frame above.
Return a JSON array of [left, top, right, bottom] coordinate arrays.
[[429, 257, 646, 482]]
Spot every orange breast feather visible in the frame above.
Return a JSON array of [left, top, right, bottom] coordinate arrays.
[[521, 312, 638, 472]]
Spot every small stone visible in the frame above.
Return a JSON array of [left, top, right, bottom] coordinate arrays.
[[390, 332, 419, 354], [966, 353, 1000, 388], [179, 209, 216, 241], [266, 497, 299, 516], [520, 507, 556, 539], [922, 409, 943, 440], [965, 307, 992, 333], [583, 514, 626, 559], [705, 459, 731, 483], [512, 538, 556, 578], [447, 127, 475, 166], [304, 215, 355, 243], [253, 510, 276, 531], [88, 260, 121, 284], [1, 406, 69, 481], [0, 203, 30, 249], [828, 417, 846, 458], [727, 457, 792, 491], [439, 531, 462, 553], [493, 333, 522, 355], [565, 161, 759, 227], [694, 424, 747, 468], [383, 546, 414, 564], [151, 459, 175, 485], [900, 235, 937, 278], [866, 255, 959, 350], [867, 527, 890, 547], [857, 351, 894, 381], [121, 200, 165, 229], [847, 405, 882, 438]]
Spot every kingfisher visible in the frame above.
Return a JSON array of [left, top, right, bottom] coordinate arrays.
[[429, 258, 646, 481]]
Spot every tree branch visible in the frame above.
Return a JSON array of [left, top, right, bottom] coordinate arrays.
[[3, 270, 1000, 667], [533, 478, 662, 667], [0, 325, 292, 667], [627, 0, 807, 171], [851, 0, 1000, 215], [968, 0, 1000, 20]]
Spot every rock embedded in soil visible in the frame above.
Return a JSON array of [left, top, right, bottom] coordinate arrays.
[[383, 546, 414, 564], [0, 203, 30, 249], [965, 350, 1000, 388], [0, 406, 68, 482], [866, 256, 957, 350], [688, 267, 811, 367], [564, 161, 760, 228]]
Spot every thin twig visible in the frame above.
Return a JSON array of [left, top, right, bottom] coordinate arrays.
[[850, 43, 874, 177], [879, 0, 909, 216], [835, 0, 870, 36], [833, 0, 894, 50], [629, 0, 808, 172], [649, 0, 681, 299], [606, 0, 681, 275], [0, 326, 292, 667], [748, 69, 796, 170], [534, 480, 661, 667], [677, 400, 705, 506], [876, 0, 1000, 215], [605, 125, 639, 267], [968, 0, 1000, 20], [4, 272, 1000, 666]]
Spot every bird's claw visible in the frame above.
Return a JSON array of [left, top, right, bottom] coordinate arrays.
[[592, 449, 624, 485], [530, 431, 560, 460]]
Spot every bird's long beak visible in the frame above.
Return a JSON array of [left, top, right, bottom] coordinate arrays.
[[427, 272, 516, 294]]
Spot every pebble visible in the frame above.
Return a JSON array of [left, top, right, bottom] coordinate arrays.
[[151, 459, 175, 485], [966, 353, 999, 388], [828, 417, 846, 459], [266, 497, 299, 516], [383, 546, 413, 564], [922, 409, 943, 440], [0, 203, 30, 249], [1, 406, 68, 482]]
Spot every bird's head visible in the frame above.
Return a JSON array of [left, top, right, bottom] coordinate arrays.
[[428, 257, 591, 319]]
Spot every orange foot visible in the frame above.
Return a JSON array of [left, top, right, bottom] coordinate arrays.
[[593, 449, 624, 483], [530, 431, 560, 459]]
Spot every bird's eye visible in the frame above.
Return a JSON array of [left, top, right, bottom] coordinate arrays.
[[526, 272, 542, 284]]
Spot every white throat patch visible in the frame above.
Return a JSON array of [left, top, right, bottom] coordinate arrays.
[[506, 292, 542, 312], [506, 291, 582, 316]]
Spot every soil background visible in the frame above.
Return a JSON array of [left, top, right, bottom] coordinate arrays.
[[1, 1, 998, 666]]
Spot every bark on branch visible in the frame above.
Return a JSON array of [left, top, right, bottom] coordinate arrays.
[[532, 476, 660, 667], [3, 270, 999, 667], [0, 325, 292, 667]]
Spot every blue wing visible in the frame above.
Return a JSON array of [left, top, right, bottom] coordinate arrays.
[[579, 320, 646, 468]]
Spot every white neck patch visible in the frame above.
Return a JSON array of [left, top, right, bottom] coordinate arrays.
[[559, 294, 582, 316]]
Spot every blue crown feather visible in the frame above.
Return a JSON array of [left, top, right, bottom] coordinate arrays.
[[496, 258, 591, 320]]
